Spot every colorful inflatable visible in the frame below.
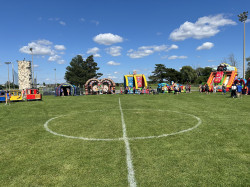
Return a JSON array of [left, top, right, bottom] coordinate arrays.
[[55, 83, 76, 96], [207, 63, 237, 92], [124, 73, 147, 94], [84, 78, 115, 95], [247, 78, 250, 95], [234, 79, 247, 94]]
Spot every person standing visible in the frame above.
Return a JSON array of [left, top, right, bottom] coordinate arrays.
[[236, 83, 242, 98], [231, 84, 237, 98], [213, 85, 217, 93], [222, 84, 226, 95], [205, 84, 209, 94], [61, 88, 64, 96], [5, 91, 11, 105]]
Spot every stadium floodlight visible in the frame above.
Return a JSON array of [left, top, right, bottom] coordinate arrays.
[[4, 62, 11, 91], [238, 11, 248, 79]]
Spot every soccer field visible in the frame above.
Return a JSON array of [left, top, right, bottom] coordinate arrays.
[[0, 93, 249, 186]]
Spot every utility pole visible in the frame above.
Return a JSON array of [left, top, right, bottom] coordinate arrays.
[[238, 11, 248, 79], [5, 62, 11, 91], [30, 48, 34, 87], [54, 68, 57, 87]]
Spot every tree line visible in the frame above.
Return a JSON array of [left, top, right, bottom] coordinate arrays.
[[148, 64, 212, 84], [63, 54, 250, 87]]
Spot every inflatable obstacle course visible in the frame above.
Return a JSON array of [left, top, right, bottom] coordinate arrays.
[[207, 63, 237, 92]]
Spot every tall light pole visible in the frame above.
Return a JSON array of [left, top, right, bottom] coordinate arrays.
[[238, 11, 248, 79], [54, 68, 57, 87], [30, 47, 34, 87], [5, 62, 11, 91]]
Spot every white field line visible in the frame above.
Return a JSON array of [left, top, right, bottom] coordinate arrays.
[[127, 109, 202, 140], [44, 109, 201, 141], [119, 98, 137, 187], [44, 116, 123, 141]]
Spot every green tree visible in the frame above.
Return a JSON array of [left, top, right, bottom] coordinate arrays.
[[148, 64, 167, 83], [195, 67, 212, 84], [180, 66, 197, 83], [245, 57, 250, 79], [165, 68, 182, 83], [65, 55, 103, 87]]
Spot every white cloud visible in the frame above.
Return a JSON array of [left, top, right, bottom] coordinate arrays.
[[80, 18, 85, 22], [54, 45, 66, 50], [57, 60, 65, 64], [246, 19, 250, 23], [127, 45, 168, 58], [168, 55, 188, 60], [19, 40, 54, 55], [59, 21, 66, 26], [107, 61, 120, 66], [168, 44, 179, 50], [114, 71, 118, 74], [108, 75, 117, 79], [37, 39, 52, 45], [196, 42, 214, 50], [127, 44, 178, 59], [105, 46, 122, 56], [19, 39, 66, 65], [34, 64, 39, 68], [86, 47, 101, 57], [93, 33, 123, 45], [156, 32, 162, 36], [170, 14, 236, 41], [48, 55, 61, 62]]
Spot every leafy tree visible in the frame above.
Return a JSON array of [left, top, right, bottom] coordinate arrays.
[[180, 66, 197, 83], [245, 57, 250, 79], [65, 55, 103, 87], [148, 64, 167, 83], [195, 67, 212, 84], [165, 68, 182, 83]]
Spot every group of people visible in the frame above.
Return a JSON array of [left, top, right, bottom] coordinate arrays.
[[199, 83, 245, 98], [123, 87, 155, 95], [231, 83, 243, 98], [60, 88, 70, 96]]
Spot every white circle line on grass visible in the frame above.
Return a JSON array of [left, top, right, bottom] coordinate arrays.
[[43, 109, 202, 141], [44, 116, 124, 141]]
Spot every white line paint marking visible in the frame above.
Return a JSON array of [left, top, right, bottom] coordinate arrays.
[[44, 116, 123, 141], [44, 109, 202, 141], [119, 98, 137, 187]]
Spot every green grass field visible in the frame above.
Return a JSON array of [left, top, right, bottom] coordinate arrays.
[[0, 93, 249, 186]]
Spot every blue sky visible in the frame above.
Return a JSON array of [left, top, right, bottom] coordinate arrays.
[[0, 0, 249, 84]]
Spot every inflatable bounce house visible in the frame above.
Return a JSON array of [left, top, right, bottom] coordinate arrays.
[[124, 73, 148, 94], [234, 79, 248, 94], [157, 83, 169, 93], [55, 83, 77, 96], [247, 78, 250, 95], [207, 63, 237, 92], [85, 78, 115, 95]]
